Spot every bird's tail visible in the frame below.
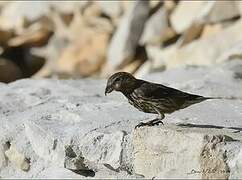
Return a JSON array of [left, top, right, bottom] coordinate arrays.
[[204, 96, 242, 100], [181, 95, 241, 109]]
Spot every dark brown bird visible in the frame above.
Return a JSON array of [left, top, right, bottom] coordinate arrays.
[[105, 72, 214, 128]]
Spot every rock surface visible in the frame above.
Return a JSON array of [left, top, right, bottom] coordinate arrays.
[[1, 60, 242, 178], [133, 124, 242, 179]]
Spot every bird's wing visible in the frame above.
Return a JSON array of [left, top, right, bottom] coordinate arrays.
[[133, 80, 207, 112], [134, 81, 191, 100]]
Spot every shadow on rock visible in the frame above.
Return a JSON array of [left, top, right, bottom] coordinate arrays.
[[177, 123, 242, 132]]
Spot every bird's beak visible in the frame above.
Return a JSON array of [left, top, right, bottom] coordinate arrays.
[[105, 85, 113, 96]]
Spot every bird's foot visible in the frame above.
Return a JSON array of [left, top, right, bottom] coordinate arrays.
[[135, 118, 164, 129]]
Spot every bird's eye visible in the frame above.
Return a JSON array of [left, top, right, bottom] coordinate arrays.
[[115, 77, 121, 82]]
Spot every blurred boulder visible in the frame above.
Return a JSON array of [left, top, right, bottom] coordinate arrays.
[[133, 60, 153, 79], [140, 7, 176, 46], [0, 2, 88, 30], [0, 58, 22, 83], [170, 1, 205, 34], [201, 23, 223, 39], [57, 31, 109, 77], [83, 2, 104, 19], [49, 1, 89, 14], [82, 16, 114, 38], [107, 0, 149, 71], [30, 35, 70, 78], [1, 0, 242, 81], [237, 1, 242, 16], [0, 47, 4, 55], [152, 20, 242, 69], [1, 46, 45, 79], [120, 59, 144, 75], [96, 1, 123, 19], [0, 29, 15, 46], [23, 49, 46, 77], [0, 1, 9, 9], [8, 20, 54, 47], [202, 1, 240, 23], [163, 0, 177, 12], [0, 2, 51, 30], [177, 22, 204, 47], [146, 44, 175, 71], [170, 1, 240, 34], [116, 45, 147, 76], [217, 41, 242, 63]]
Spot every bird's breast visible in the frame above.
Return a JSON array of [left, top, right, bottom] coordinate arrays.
[[127, 93, 157, 114]]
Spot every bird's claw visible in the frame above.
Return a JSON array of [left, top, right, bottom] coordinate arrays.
[[153, 121, 164, 126], [135, 122, 146, 129], [135, 120, 164, 129]]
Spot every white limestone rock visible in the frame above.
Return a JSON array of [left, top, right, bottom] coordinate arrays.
[[4, 145, 30, 172], [24, 122, 65, 166], [36, 166, 85, 179], [0, 143, 8, 170], [1, 60, 242, 178], [133, 125, 242, 179], [81, 131, 124, 170]]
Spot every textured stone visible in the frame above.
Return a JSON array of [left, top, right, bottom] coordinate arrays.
[[81, 131, 124, 170], [133, 125, 242, 179], [0, 143, 8, 169], [1, 61, 242, 178], [37, 166, 85, 179], [24, 122, 65, 166], [4, 145, 30, 172]]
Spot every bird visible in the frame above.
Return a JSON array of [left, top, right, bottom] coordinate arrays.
[[105, 72, 217, 128]]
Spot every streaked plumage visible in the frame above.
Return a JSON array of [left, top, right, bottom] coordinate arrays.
[[105, 72, 211, 128]]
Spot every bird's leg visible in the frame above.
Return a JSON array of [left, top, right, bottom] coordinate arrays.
[[135, 109, 165, 129]]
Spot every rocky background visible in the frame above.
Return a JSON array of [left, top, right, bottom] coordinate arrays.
[[1, 1, 242, 179], [1, 0, 242, 82]]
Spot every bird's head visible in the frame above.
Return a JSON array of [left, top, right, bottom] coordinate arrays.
[[105, 72, 136, 95]]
